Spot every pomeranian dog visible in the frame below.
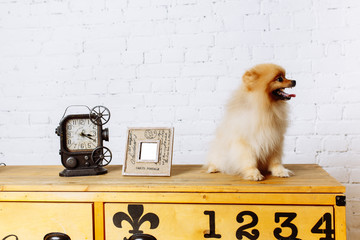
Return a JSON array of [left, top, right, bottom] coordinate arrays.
[[206, 63, 296, 181]]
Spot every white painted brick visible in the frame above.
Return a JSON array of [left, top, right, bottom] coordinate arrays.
[[144, 51, 161, 64], [98, 52, 122, 66], [316, 121, 360, 135], [175, 106, 199, 122], [189, 92, 228, 107], [198, 107, 223, 121], [317, 104, 343, 121], [138, 63, 181, 78], [350, 169, 360, 183], [127, 36, 170, 51], [107, 80, 130, 94], [130, 80, 152, 93], [244, 14, 269, 31], [318, 9, 346, 29], [350, 138, 360, 152], [172, 34, 214, 48], [168, 3, 212, 19], [152, 107, 175, 122], [84, 38, 126, 53], [200, 16, 224, 33], [323, 167, 350, 183], [144, 94, 189, 107], [182, 63, 227, 77], [274, 45, 298, 59], [318, 152, 349, 168], [210, 47, 233, 62], [269, 14, 292, 30], [293, 11, 317, 30], [214, 0, 260, 16], [298, 43, 324, 59], [93, 65, 137, 79], [128, 0, 151, 8], [176, 19, 201, 34], [196, 77, 217, 92], [286, 120, 315, 136], [175, 78, 196, 93], [263, 30, 312, 45], [343, 104, 360, 120], [122, 51, 144, 65], [152, 79, 174, 92], [314, 73, 340, 89], [105, 0, 127, 9], [216, 32, 262, 47], [222, 15, 243, 31], [325, 43, 343, 57], [252, 46, 274, 60], [344, 40, 360, 58], [296, 136, 321, 154], [161, 49, 184, 63], [323, 136, 348, 152], [292, 104, 316, 121], [185, 48, 208, 62], [124, 7, 167, 21]]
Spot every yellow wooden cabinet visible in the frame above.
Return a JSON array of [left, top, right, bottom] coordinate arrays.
[[0, 164, 346, 240]]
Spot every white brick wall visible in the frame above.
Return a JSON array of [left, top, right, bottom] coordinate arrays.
[[0, 0, 359, 238]]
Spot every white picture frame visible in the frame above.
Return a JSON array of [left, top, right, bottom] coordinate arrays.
[[122, 127, 174, 176]]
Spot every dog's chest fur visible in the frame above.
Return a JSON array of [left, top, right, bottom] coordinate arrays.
[[250, 103, 288, 160]]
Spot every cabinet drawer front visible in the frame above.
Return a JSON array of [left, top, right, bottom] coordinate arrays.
[[105, 203, 335, 240], [0, 202, 93, 240]]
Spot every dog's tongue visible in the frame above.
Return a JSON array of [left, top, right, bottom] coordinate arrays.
[[280, 90, 296, 99], [288, 93, 296, 98]]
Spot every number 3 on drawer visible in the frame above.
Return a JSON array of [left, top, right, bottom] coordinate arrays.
[[105, 204, 335, 240]]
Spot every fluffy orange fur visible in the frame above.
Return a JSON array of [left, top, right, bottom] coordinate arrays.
[[205, 63, 296, 181]]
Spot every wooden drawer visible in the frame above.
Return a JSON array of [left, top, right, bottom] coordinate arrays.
[[104, 203, 335, 240], [0, 202, 93, 239]]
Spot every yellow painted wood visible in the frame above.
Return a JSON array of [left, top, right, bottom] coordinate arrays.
[[0, 165, 346, 240], [0, 191, 339, 205], [0, 202, 93, 239], [105, 203, 335, 240], [94, 202, 105, 240], [334, 203, 347, 239], [0, 164, 345, 193]]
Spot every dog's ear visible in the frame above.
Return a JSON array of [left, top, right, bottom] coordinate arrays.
[[242, 69, 258, 91]]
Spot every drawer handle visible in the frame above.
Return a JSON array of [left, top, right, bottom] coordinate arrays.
[[44, 233, 71, 240], [129, 234, 157, 240]]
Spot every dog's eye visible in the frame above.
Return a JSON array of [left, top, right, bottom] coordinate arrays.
[[277, 76, 283, 82]]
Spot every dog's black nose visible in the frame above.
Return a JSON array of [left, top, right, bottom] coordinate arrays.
[[291, 80, 296, 87]]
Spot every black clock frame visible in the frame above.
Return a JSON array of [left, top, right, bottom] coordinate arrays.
[[56, 112, 111, 177]]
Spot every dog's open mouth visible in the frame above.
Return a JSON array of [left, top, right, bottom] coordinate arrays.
[[272, 88, 296, 101]]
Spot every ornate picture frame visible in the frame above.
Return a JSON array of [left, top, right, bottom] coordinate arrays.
[[122, 127, 174, 176]]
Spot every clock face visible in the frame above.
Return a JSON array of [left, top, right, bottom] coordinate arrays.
[[65, 118, 100, 151]]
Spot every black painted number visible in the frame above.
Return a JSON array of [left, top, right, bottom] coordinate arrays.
[[236, 211, 259, 240], [204, 211, 222, 238], [273, 212, 300, 240], [311, 213, 335, 240]]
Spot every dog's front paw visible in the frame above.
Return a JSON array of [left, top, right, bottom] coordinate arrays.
[[207, 164, 219, 173], [243, 168, 264, 181], [271, 165, 294, 178]]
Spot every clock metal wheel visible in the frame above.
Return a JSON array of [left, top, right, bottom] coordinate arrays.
[[90, 105, 111, 126], [91, 146, 112, 167]]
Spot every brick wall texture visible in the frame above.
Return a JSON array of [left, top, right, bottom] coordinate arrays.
[[0, 0, 359, 238]]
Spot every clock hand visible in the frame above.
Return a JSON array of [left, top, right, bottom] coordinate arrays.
[[80, 132, 96, 141]]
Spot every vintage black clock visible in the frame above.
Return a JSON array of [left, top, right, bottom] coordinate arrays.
[[55, 105, 112, 177]]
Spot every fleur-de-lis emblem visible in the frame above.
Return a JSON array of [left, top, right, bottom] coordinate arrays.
[[113, 204, 159, 238]]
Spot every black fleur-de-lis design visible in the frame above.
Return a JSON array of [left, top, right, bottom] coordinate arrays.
[[113, 205, 159, 237]]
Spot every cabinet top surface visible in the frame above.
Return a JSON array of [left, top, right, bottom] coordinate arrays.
[[0, 164, 345, 193]]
